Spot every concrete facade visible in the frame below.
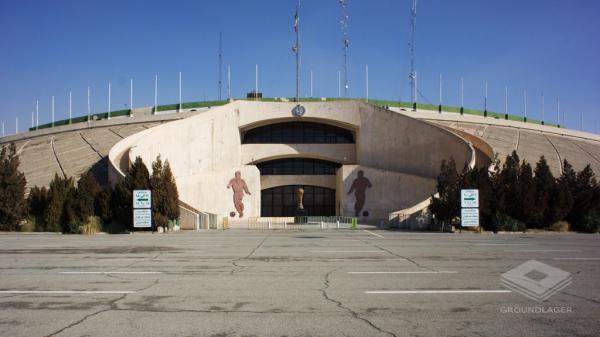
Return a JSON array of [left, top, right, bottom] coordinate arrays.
[[108, 100, 472, 223]]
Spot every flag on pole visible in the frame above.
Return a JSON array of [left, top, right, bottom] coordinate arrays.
[[294, 10, 298, 32]]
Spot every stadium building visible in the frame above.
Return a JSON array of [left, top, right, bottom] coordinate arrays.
[[2, 99, 600, 228]]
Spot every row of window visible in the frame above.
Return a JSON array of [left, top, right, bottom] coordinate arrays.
[[241, 121, 355, 144], [261, 185, 336, 217], [257, 158, 341, 175]]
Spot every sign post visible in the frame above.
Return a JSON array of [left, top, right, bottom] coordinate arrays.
[[460, 189, 479, 230], [133, 190, 152, 230]]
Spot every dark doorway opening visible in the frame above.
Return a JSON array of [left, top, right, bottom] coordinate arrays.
[[261, 185, 336, 217]]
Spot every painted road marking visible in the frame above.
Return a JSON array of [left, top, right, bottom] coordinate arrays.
[[362, 230, 384, 238], [553, 257, 600, 260], [59, 271, 163, 275], [505, 250, 582, 252], [311, 250, 385, 253], [0, 290, 136, 294], [349, 271, 457, 274], [365, 290, 511, 294], [474, 243, 528, 246]]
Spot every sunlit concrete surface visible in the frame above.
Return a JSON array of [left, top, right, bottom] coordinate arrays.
[[0, 231, 598, 337]]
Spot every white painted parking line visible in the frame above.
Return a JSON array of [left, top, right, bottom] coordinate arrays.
[[59, 271, 163, 274], [365, 290, 511, 294], [505, 250, 582, 252], [0, 290, 136, 294], [553, 257, 600, 260], [474, 243, 528, 246], [311, 250, 384, 253], [349, 271, 457, 274], [362, 230, 384, 238]]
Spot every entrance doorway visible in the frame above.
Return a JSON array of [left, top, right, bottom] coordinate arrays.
[[261, 185, 336, 217]]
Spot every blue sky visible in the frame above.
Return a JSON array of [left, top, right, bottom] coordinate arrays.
[[1, 0, 599, 133]]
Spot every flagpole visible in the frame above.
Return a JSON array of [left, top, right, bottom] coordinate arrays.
[[130, 78, 133, 117], [108, 82, 111, 120], [295, 1, 300, 103], [69, 91, 72, 124], [227, 65, 231, 100], [154, 75, 158, 115], [51, 96, 55, 127], [36, 99, 39, 130], [87, 87, 91, 125]]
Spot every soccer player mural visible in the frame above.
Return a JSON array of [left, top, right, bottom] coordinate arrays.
[[227, 171, 251, 218], [347, 170, 372, 217]]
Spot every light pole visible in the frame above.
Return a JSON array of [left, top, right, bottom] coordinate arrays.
[[154, 75, 158, 114], [130, 78, 133, 117], [365, 65, 369, 103], [178, 72, 182, 112], [523, 89, 527, 123], [69, 91, 72, 124], [108, 82, 111, 120], [51, 96, 55, 127], [460, 77, 464, 115], [438, 73, 442, 113]]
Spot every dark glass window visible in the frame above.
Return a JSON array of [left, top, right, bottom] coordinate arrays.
[[261, 185, 336, 216], [257, 158, 341, 175], [242, 121, 354, 144]]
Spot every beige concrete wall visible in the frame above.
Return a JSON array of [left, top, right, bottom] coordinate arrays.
[[176, 166, 261, 218], [241, 144, 355, 164], [337, 165, 436, 224], [237, 101, 472, 179], [261, 175, 336, 190], [108, 100, 469, 219]]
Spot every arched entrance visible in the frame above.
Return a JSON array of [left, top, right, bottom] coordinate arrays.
[[261, 185, 336, 217]]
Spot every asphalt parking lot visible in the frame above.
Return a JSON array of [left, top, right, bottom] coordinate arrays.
[[0, 230, 599, 337]]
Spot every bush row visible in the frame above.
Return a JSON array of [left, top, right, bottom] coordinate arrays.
[[431, 151, 600, 232]]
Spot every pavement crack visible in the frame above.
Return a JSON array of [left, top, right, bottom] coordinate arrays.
[[45, 293, 127, 337], [229, 234, 271, 275], [354, 237, 437, 272], [319, 267, 398, 337]]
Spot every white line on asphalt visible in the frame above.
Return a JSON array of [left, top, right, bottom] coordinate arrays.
[[349, 271, 458, 274], [362, 230, 384, 238], [553, 257, 600, 260], [365, 290, 511, 294], [474, 243, 528, 246], [311, 250, 385, 253], [59, 271, 163, 274], [505, 250, 582, 252], [0, 290, 136, 294]]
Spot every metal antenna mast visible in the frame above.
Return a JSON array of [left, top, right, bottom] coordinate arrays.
[[218, 32, 222, 101], [294, 1, 300, 102], [409, 0, 417, 110], [340, 0, 349, 98]]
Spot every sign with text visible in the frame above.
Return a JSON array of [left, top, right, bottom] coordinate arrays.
[[461, 208, 479, 227], [461, 189, 479, 208], [133, 209, 152, 228], [133, 190, 151, 209]]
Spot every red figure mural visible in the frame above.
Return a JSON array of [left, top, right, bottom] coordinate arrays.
[[347, 170, 372, 217], [227, 171, 251, 218]]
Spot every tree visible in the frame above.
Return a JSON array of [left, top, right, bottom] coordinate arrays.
[[63, 172, 101, 232], [430, 157, 460, 226], [567, 165, 598, 231], [496, 151, 521, 217], [28, 186, 49, 223], [150, 156, 180, 231], [515, 161, 536, 226], [532, 157, 555, 228], [0, 143, 27, 231], [112, 156, 150, 230], [44, 174, 75, 232], [95, 185, 113, 223]]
